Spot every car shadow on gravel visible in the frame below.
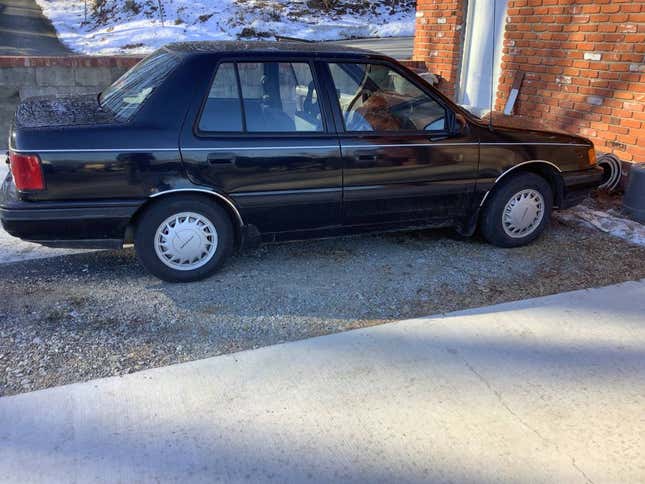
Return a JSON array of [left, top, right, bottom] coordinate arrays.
[[2, 220, 645, 395]]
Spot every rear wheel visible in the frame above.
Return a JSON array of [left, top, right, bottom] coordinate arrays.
[[480, 172, 553, 248], [134, 196, 233, 282]]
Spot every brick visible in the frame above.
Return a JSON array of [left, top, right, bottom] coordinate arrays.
[[586, 95, 604, 106], [583, 52, 602, 61]]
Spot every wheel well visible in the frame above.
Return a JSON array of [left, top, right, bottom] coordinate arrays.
[[124, 191, 243, 247], [491, 162, 564, 208]]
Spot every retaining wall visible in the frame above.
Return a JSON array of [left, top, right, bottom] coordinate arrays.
[[0, 56, 140, 148]]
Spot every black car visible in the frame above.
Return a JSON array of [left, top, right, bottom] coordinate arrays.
[[2, 41, 602, 282]]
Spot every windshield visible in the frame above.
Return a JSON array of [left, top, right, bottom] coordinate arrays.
[[99, 50, 180, 121]]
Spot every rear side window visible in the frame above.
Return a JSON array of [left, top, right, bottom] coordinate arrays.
[[99, 50, 180, 122], [199, 63, 243, 132], [198, 61, 323, 134]]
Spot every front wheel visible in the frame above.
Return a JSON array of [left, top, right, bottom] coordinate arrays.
[[134, 196, 233, 282], [480, 172, 553, 248]]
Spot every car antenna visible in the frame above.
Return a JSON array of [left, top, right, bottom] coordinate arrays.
[[488, 0, 496, 133]]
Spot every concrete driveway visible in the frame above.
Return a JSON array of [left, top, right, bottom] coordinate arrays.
[[0, 0, 70, 55], [1, 280, 644, 483]]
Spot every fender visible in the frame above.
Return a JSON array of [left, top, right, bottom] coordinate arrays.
[[479, 160, 563, 208]]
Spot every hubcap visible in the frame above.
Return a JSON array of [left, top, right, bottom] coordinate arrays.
[[502, 189, 545, 238], [154, 212, 218, 271]]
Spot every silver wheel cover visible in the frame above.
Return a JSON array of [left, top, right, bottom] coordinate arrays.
[[154, 212, 218, 271], [502, 189, 545, 238]]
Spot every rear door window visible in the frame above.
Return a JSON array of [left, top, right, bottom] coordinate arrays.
[[199, 63, 243, 132], [198, 61, 324, 134]]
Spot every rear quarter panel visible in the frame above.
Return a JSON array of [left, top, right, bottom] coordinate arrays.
[[9, 54, 201, 202]]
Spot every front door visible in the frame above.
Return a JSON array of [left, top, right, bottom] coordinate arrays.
[[323, 61, 479, 227], [180, 59, 342, 234]]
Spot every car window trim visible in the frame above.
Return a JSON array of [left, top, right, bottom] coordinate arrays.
[[193, 57, 331, 138], [324, 58, 456, 137]]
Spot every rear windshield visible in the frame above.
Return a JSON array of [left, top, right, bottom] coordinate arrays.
[[99, 50, 180, 122]]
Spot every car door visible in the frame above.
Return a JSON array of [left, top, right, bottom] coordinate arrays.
[[180, 58, 342, 234], [323, 60, 479, 227]]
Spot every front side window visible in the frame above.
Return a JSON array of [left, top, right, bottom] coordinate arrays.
[[328, 62, 447, 133], [198, 61, 323, 133], [99, 50, 180, 122]]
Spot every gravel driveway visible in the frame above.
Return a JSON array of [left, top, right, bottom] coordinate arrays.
[[2, 217, 645, 396]]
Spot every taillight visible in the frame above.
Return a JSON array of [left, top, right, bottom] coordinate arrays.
[[9, 152, 45, 191]]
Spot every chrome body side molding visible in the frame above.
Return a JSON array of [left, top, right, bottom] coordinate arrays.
[[479, 160, 563, 207]]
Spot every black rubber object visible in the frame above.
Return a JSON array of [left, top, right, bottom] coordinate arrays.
[[597, 153, 622, 192], [134, 196, 233, 282], [623, 164, 645, 224], [480, 172, 553, 248]]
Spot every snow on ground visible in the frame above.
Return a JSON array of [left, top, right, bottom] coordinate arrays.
[[35, 0, 416, 55], [555, 204, 645, 248], [0, 161, 96, 264]]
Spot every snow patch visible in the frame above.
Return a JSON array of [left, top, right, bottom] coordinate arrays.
[[34, 0, 415, 55], [556, 204, 645, 248]]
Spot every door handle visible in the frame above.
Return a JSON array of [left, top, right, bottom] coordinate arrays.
[[207, 154, 236, 165], [356, 154, 379, 162]]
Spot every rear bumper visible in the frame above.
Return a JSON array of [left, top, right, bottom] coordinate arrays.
[[1, 177, 142, 248], [560, 166, 603, 209]]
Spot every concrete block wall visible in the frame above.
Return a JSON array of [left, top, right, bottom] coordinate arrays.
[[0, 56, 140, 149]]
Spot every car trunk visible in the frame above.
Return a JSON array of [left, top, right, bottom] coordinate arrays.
[[13, 94, 117, 129]]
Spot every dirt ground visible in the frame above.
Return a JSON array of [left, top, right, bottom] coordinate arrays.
[[2, 217, 645, 396]]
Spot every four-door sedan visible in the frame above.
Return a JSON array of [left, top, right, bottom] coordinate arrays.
[[1, 41, 603, 282]]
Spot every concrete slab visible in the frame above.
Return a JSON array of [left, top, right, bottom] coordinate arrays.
[[1, 280, 645, 483]]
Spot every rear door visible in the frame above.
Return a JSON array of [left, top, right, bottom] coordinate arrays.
[[323, 60, 479, 227], [180, 58, 342, 234]]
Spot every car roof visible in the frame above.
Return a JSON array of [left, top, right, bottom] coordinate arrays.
[[164, 40, 376, 58]]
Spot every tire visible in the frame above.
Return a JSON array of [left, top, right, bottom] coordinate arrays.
[[480, 172, 553, 248], [134, 196, 233, 282]]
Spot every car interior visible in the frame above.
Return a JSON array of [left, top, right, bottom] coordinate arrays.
[[199, 61, 323, 133]]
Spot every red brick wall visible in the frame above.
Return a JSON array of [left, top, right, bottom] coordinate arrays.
[[413, 1, 645, 164], [0, 55, 141, 68], [497, 1, 645, 163], [412, 0, 467, 98]]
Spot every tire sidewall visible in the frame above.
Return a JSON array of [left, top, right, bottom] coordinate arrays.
[[135, 197, 233, 282], [481, 173, 553, 248]]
